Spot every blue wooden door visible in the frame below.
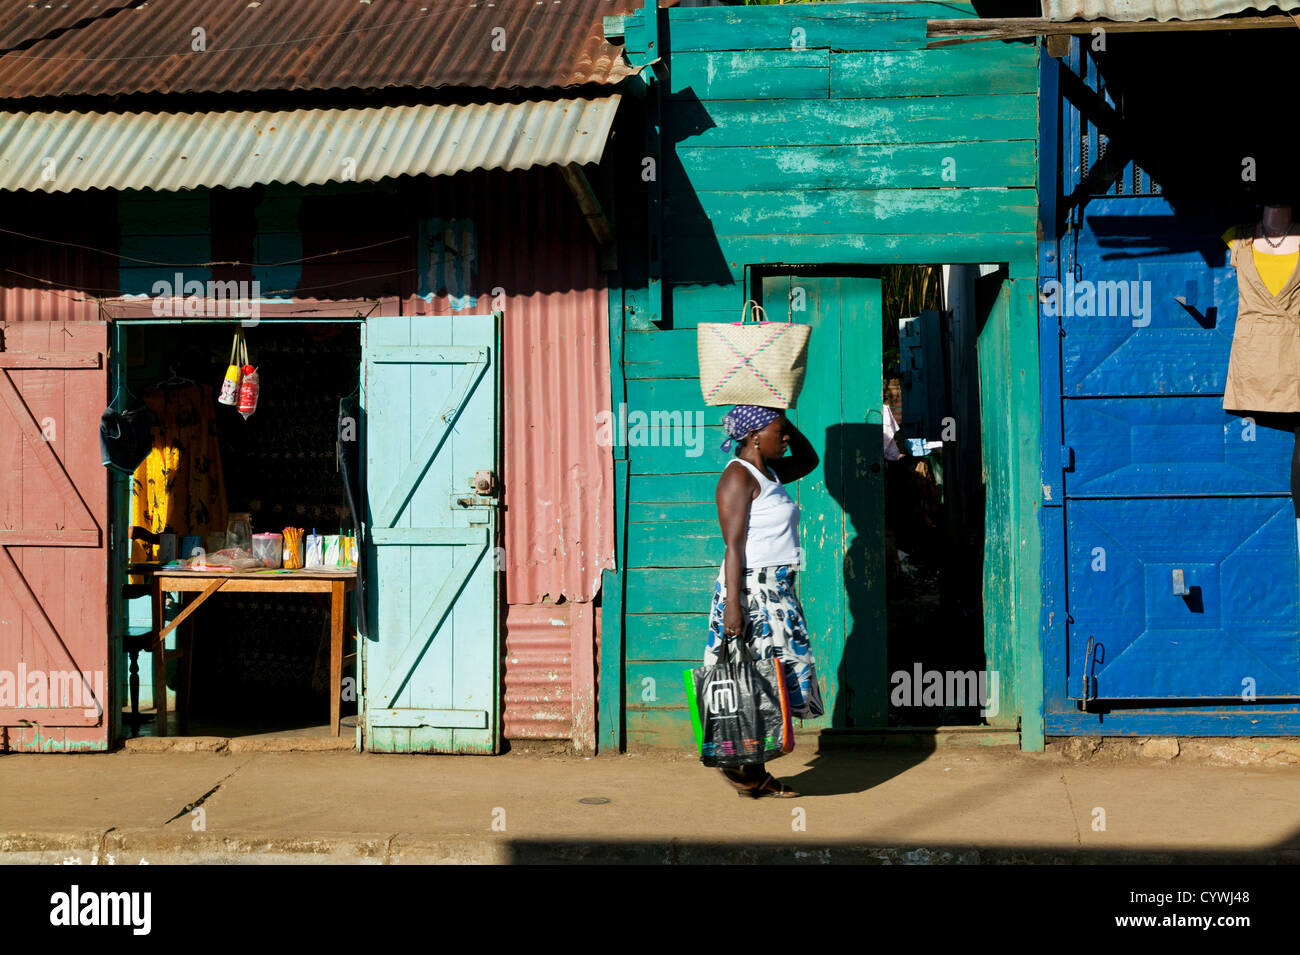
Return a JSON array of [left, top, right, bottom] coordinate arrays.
[[1053, 52, 1300, 702], [362, 313, 501, 753]]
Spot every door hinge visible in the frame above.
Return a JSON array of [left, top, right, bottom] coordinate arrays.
[[1060, 445, 1073, 471]]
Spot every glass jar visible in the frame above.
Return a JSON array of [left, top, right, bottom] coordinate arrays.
[[225, 512, 253, 552]]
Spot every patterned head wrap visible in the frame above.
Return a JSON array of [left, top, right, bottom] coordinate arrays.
[[721, 404, 781, 452]]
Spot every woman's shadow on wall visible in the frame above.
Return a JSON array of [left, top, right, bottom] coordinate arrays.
[[782, 421, 935, 796]]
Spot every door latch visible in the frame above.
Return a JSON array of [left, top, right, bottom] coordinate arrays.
[[1171, 568, 1188, 596]]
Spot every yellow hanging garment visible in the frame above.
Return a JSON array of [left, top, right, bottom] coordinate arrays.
[[130, 383, 229, 561]]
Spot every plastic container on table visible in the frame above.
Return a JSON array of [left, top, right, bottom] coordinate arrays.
[[252, 532, 283, 569], [226, 512, 253, 551]]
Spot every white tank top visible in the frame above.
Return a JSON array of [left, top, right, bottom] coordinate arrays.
[[724, 458, 802, 570]]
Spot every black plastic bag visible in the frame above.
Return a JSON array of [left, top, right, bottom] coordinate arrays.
[[685, 635, 794, 768]]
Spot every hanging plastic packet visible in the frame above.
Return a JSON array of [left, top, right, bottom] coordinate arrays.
[[218, 328, 243, 406], [236, 334, 260, 419]]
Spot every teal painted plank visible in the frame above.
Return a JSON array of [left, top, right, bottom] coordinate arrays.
[[627, 433, 727, 474], [834, 277, 886, 727], [656, 282, 745, 316], [626, 710, 696, 749], [666, 232, 1038, 285], [977, 280, 1016, 731], [671, 142, 1037, 192], [1008, 277, 1043, 746], [830, 48, 1038, 99], [629, 472, 718, 503], [756, 273, 885, 728], [599, 277, 630, 751], [627, 660, 701, 711], [629, 501, 717, 524], [668, 50, 829, 100], [625, 376, 710, 410], [606, 379, 721, 469], [665, 3, 979, 26], [627, 519, 720, 568], [625, 329, 702, 379], [626, 613, 712, 661], [667, 96, 1038, 148], [625, 567, 718, 613], [654, 308, 745, 333], [660, 10, 927, 53], [667, 188, 1037, 238]]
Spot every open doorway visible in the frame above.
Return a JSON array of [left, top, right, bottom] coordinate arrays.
[[884, 263, 1005, 727], [749, 264, 1007, 729], [111, 320, 362, 742]]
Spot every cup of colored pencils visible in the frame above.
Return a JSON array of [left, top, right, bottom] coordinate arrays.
[[282, 527, 305, 569]]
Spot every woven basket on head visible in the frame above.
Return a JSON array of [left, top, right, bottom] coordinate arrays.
[[697, 300, 810, 408]]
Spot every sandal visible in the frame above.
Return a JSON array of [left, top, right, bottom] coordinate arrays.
[[746, 773, 800, 799], [721, 768, 761, 796]]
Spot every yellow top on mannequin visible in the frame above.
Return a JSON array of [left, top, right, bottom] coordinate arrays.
[[1223, 225, 1300, 296]]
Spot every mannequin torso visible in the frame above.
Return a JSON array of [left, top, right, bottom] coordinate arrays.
[[1252, 205, 1300, 255]]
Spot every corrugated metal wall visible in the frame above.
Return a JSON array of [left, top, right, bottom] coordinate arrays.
[[417, 168, 614, 747], [0, 192, 115, 323]]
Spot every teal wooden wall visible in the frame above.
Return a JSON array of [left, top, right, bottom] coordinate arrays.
[[600, 2, 1044, 751]]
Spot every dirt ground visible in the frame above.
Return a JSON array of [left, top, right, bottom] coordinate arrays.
[[4, 741, 1300, 863]]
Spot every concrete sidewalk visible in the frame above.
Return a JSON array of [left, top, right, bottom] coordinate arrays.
[[4, 743, 1300, 864]]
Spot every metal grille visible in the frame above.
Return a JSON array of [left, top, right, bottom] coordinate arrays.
[[1075, 46, 1160, 197]]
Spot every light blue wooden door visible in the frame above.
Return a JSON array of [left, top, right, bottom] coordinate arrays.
[[362, 313, 500, 754]]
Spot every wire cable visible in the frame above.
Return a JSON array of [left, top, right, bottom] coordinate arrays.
[[0, 224, 410, 268]]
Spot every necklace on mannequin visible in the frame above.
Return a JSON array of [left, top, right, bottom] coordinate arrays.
[[1259, 221, 1292, 249]]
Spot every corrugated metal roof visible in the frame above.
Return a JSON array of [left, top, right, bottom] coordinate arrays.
[[0, 97, 621, 193], [1041, 0, 1299, 20], [0, 0, 637, 99]]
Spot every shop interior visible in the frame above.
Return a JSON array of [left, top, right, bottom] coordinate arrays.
[[113, 320, 363, 739], [882, 264, 1002, 727]]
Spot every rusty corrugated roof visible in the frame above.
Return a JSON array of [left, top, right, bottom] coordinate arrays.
[[0, 0, 638, 100]]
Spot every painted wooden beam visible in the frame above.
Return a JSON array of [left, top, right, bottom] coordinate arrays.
[[559, 163, 615, 250], [927, 15, 1300, 44], [672, 142, 1037, 192], [0, 352, 101, 369], [667, 95, 1038, 148]]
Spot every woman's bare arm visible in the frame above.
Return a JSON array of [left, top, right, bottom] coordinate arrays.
[[716, 465, 755, 636], [770, 419, 819, 483]]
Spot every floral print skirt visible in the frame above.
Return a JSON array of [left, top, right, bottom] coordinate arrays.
[[704, 564, 824, 720]]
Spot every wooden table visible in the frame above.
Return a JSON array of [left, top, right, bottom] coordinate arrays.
[[143, 567, 357, 737]]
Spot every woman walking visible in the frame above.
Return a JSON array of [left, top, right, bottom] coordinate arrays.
[[706, 404, 823, 798]]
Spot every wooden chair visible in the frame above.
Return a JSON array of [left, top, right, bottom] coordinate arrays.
[[121, 527, 193, 734]]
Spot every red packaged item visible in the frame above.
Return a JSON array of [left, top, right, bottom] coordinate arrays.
[[236, 334, 259, 419]]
